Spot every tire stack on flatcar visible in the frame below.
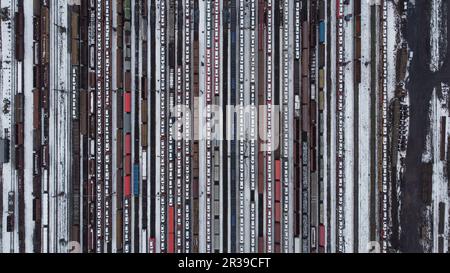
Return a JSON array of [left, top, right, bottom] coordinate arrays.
[[264, 0, 274, 253], [222, 0, 230, 253], [158, 0, 168, 253], [183, 0, 193, 253], [94, 0, 105, 253], [280, 0, 292, 253], [174, 0, 183, 253], [249, 0, 258, 253], [335, 0, 346, 253], [166, 0, 176, 254], [104, 0, 113, 253], [212, 0, 222, 253], [237, 0, 245, 253]]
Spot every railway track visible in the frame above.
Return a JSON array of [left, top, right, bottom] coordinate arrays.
[[0, 0, 412, 254]]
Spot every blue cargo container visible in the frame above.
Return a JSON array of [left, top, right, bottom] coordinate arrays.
[[319, 21, 325, 44], [133, 164, 139, 196]]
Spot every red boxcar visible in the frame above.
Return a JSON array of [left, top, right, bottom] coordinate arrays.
[[275, 202, 281, 219], [168, 206, 174, 253], [319, 224, 325, 247], [124, 92, 131, 113], [275, 160, 281, 181], [125, 133, 131, 155], [124, 154, 131, 175], [124, 175, 131, 197], [275, 177, 281, 202]]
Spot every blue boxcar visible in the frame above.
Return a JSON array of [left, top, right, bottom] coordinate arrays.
[[133, 164, 139, 196], [319, 21, 325, 43]]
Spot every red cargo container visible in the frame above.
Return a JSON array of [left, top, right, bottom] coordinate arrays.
[[125, 133, 131, 155], [275, 202, 281, 220], [124, 92, 131, 113], [275, 160, 281, 181], [124, 155, 131, 175], [124, 175, 131, 197], [275, 178, 281, 202], [319, 224, 325, 247]]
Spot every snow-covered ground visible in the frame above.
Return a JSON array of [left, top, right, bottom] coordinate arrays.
[[429, 0, 449, 253], [429, 0, 447, 73], [23, 0, 35, 253], [429, 85, 449, 253], [49, 0, 70, 253], [385, 0, 400, 252], [386, 0, 399, 103], [342, 0, 355, 253], [1, 0, 19, 253], [358, 1, 372, 253]]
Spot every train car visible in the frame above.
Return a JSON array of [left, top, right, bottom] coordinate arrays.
[[319, 224, 325, 250], [191, 1, 200, 251], [168, 206, 175, 253], [124, 92, 131, 113], [274, 160, 282, 252], [79, 91, 88, 134], [116, 208, 124, 251], [15, 5, 24, 61], [302, 21, 309, 50], [124, 154, 132, 176], [441, 117, 447, 161], [318, 20, 325, 44], [124, 175, 131, 197], [141, 123, 148, 148], [117, 90, 124, 129], [133, 164, 139, 196], [125, 133, 131, 155]]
